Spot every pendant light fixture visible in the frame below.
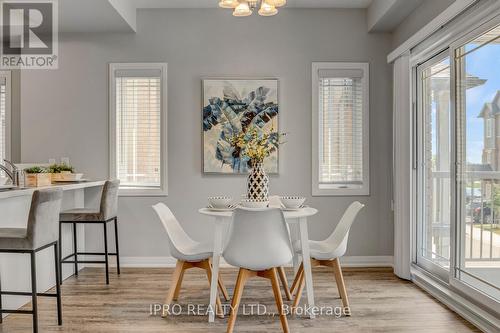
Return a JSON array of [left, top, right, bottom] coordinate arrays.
[[233, 1, 252, 16], [258, 1, 278, 16], [218, 0, 239, 8], [220, 0, 286, 17]]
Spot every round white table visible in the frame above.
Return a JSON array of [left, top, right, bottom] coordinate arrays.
[[199, 206, 318, 323]]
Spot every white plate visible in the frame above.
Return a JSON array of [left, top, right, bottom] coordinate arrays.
[[53, 179, 90, 183], [0, 185, 16, 191], [206, 204, 237, 212], [281, 205, 308, 211]]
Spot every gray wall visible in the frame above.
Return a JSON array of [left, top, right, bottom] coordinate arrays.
[[20, 9, 394, 259], [392, 0, 456, 48]]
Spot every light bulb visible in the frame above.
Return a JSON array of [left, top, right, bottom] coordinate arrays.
[[218, 0, 239, 9], [233, 2, 252, 16], [268, 0, 286, 7], [258, 1, 278, 16]]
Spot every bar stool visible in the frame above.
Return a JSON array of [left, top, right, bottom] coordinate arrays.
[[0, 188, 63, 333], [59, 179, 120, 284]]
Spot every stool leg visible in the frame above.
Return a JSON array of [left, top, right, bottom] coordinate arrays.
[[114, 218, 120, 275], [54, 242, 63, 325], [73, 222, 78, 276], [59, 222, 63, 284], [30, 251, 38, 333], [103, 222, 109, 284]]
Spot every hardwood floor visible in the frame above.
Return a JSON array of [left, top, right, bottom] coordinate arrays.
[[1, 267, 479, 332]]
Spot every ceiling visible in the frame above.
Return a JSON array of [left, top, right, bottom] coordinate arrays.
[[131, 0, 374, 9], [59, 0, 134, 33], [57, 0, 425, 33]]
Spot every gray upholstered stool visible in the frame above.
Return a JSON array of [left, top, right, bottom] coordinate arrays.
[[0, 188, 63, 333], [59, 180, 120, 284]]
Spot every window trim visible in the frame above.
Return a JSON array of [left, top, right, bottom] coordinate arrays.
[[311, 62, 370, 196], [0, 70, 11, 162], [109, 63, 168, 197]]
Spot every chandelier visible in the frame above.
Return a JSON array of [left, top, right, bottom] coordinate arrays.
[[218, 0, 286, 17]]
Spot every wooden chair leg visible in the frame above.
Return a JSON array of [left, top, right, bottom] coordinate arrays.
[[332, 258, 350, 314], [200, 260, 224, 319], [163, 260, 185, 317], [290, 263, 304, 295], [277, 267, 292, 301], [269, 268, 290, 333], [218, 274, 230, 302], [291, 270, 305, 313], [172, 263, 186, 301], [227, 268, 251, 333]]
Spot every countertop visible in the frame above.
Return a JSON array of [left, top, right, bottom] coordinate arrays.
[[0, 180, 106, 199]]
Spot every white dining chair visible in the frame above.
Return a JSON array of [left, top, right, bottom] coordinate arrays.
[[223, 207, 293, 333], [152, 203, 229, 318], [267, 195, 293, 300], [290, 201, 364, 314]]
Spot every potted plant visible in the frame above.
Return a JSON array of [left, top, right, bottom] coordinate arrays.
[[48, 163, 79, 182], [24, 166, 52, 187], [230, 127, 286, 201], [58, 163, 74, 174]]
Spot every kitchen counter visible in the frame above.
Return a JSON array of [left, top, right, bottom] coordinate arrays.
[[0, 180, 106, 319], [0, 180, 106, 199]]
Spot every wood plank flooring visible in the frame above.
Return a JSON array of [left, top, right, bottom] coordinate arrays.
[[1, 267, 479, 332]]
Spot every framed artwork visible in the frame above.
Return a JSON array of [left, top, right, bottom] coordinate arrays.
[[202, 78, 279, 174]]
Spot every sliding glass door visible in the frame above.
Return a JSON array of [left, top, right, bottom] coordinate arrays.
[[415, 18, 500, 311], [416, 53, 451, 279], [454, 22, 500, 303]]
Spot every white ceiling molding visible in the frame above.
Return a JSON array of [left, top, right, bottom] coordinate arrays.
[[131, 0, 373, 9], [387, 0, 478, 63], [367, 0, 423, 32]]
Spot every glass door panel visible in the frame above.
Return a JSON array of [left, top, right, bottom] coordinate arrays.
[[455, 23, 500, 301], [417, 53, 451, 277]]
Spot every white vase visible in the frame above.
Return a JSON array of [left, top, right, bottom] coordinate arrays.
[[247, 162, 269, 201]]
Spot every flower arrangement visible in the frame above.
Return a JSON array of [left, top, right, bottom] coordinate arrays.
[[230, 127, 286, 165]]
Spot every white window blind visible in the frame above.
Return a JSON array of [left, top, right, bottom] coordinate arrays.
[[110, 64, 167, 195], [312, 63, 369, 196], [0, 76, 6, 163]]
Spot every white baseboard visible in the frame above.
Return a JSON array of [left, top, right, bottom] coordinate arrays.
[[340, 256, 394, 267], [97, 255, 394, 268]]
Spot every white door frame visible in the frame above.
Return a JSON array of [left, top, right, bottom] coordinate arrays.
[[0, 70, 11, 162]]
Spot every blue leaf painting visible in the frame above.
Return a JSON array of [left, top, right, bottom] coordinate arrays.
[[203, 80, 279, 174]]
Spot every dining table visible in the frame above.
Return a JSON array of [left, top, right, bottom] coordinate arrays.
[[198, 205, 318, 323]]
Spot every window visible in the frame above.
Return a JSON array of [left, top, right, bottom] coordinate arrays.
[[486, 118, 493, 137], [454, 22, 500, 303], [416, 53, 451, 279], [312, 62, 369, 196], [109, 63, 167, 196], [412, 16, 500, 313], [0, 71, 11, 164]]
